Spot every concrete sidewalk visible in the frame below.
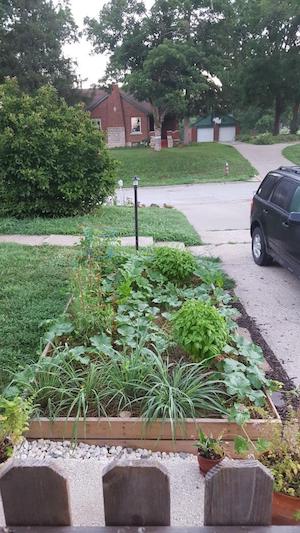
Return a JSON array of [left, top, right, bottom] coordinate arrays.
[[233, 141, 300, 179], [0, 234, 186, 249]]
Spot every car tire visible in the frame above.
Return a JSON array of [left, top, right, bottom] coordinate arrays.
[[252, 227, 272, 266]]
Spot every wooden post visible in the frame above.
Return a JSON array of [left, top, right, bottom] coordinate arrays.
[[103, 460, 170, 527], [204, 458, 273, 527], [0, 459, 71, 526]]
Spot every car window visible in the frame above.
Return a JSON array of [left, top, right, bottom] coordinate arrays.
[[257, 173, 279, 200], [289, 185, 300, 213], [270, 178, 297, 211]]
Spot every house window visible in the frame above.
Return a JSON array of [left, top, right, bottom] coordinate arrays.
[[92, 118, 102, 130], [131, 117, 141, 134]]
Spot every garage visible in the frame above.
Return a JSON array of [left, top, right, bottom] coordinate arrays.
[[219, 125, 236, 142], [197, 126, 214, 142], [191, 114, 239, 144]]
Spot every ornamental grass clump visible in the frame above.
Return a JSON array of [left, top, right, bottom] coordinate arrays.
[[172, 300, 228, 362], [152, 247, 197, 283]]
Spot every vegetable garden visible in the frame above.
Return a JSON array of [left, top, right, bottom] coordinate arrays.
[[6, 231, 281, 453]]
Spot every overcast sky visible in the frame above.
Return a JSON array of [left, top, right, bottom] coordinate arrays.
[[65, 0, 154, 87]]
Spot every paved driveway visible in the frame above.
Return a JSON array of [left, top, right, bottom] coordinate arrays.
[[234, 141, 300, 178], [122, 172, 300, 385]]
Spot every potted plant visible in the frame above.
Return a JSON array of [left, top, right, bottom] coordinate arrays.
[[259, 417, 300, 525], [196, 429, 224, 475], [0, 396, 32, 464]]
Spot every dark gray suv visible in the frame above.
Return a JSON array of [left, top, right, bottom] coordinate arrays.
[[250, 166, 300, 276]]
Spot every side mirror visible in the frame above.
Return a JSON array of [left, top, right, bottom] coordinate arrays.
[[288, 212, 300, 224]]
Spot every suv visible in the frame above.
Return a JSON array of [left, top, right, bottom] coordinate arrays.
[[251, 166, 300, 277]]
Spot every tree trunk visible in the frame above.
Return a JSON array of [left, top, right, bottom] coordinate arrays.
[[273, 96, 283, 136], [152, 106, 163, 151], [290, 102, 300, 135], [183, 117, 190, 145]]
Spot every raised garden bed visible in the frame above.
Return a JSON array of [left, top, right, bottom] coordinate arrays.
[[10, 235, 282, 456], [27, 395, 280, 455]]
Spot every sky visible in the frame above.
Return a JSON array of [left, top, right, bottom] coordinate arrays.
[[65, 0, 154, 87]]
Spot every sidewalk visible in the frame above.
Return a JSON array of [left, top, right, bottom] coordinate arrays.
[[0, 234, 185, 249]]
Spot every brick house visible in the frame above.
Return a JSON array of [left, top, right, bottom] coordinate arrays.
[[84, 84, 178, 148]]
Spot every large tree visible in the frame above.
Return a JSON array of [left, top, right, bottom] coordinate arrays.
[[230, 0, 300, 135], [0, 0, 79, 103], [85, 0, 230, 141]]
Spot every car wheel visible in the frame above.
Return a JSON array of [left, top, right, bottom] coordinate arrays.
[[252, 227, 272, 266]]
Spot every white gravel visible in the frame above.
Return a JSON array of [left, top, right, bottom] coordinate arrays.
[[0, 440, 204, 527]]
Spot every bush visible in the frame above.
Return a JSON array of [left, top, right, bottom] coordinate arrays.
[[152, 247, 197, 283], [172, 300, 228, 362], [255, 114, 274, 134], [0, 79, 116, 217], [252, 133, 275, 145]]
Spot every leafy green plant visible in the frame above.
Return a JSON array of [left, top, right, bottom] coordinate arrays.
[[172, 300, 228, 362], [152, 247, 197, 283], [259, 417, 300, 498], [221, 335, 281, 407], [0, 396, 32, 462], [0, 79, 116, 217], [70, 265, 114, 338], [195, 429, 224, 459]]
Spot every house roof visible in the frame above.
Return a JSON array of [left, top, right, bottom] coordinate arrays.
[[80, 89, 109, 111], [81, 87, 153, 115], [192, 114, 238, 128]]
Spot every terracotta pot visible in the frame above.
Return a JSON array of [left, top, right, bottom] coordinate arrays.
[[272, 491, 300, 525], [197, 452, 223, 476]]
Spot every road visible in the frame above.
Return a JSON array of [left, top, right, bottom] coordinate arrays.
[[121, 176, 300, 386]]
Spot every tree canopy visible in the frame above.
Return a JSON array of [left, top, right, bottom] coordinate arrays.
[[85, 0, 231, 136], [0, 0, 80, 103], [85, 0, 300, 136]]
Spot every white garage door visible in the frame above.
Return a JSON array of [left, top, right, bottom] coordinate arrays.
[[197, 127, 214, 142], [219, 126, 236, 142]]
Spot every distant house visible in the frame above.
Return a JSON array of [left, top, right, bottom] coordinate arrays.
[[191, 114, 240, 143], [83, 84, 178, 148]]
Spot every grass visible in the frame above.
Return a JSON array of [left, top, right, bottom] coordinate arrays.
[[0, 245, 74, 388], [282, 144, 300, 165], [0, 206, 201, 246], [111, 143, 256, 186]]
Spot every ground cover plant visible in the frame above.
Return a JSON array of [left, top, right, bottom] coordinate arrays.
[[283, 144, 300, 165], [0, 206, 201, 246], [111, 143, 256, 187], [7, 233, 279, 436], [0, 245, 75, 389]]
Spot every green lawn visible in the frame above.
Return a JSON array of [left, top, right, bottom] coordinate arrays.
[[0, 245, 74, 388], [282, 143, 300, 165], [0, 206, 201, 246], [112, 143, 256, 186]]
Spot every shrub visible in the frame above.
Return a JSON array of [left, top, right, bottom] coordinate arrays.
[[152, 247, 197, 283], [252, 133, 275, 145], [172, 300, 228, 362], [0, 79, 116, 217]]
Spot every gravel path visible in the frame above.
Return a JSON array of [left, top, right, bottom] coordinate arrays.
[[0, 440, 204, 528]]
